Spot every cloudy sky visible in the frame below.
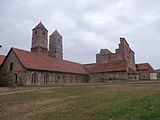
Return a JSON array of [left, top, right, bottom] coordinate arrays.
[[0, 0, 160, 69]]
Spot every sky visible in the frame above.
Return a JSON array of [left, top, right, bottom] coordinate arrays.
[[0, 0, 160, 69]]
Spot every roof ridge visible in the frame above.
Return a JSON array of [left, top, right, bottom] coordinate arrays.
[[12, 47, 84, 66]]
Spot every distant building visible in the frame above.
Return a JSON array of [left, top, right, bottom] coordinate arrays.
[[136, 63, 157, 80], [0, 22, 157, 86], [156, 69, 160, 80]]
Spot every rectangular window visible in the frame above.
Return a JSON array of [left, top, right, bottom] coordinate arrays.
[[9, 63, 13, 71]]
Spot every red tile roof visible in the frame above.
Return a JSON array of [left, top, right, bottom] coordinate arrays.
[[0, 55, 5, 65], [12, 48, 88, 74], [136, 63, 155, 73], [85, 61, 128, 73], [128, 68, 138, 75]]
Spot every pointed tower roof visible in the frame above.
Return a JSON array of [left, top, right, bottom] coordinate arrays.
[[33, 22, 48, 31], [50, 30, 62, 37]]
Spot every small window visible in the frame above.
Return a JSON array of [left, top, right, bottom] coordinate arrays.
[[14, 73, 18, 84], [143, 75, 146, 78], [58, 38, 61, 42], [42, 31, 45, 36], [63, 75, 65, 78], [31, 73, 37, 84], [44, 73, 49, 84], [9, 63, 13, 71]]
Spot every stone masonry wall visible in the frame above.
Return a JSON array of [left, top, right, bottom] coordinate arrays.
[[15, 71, 88, 86], [0, 50, 26, 85], [89, 72, 128, 83], [96, 38, 136, 71]]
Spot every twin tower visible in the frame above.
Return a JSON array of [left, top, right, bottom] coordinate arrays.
[[31, 22, 63, 59]]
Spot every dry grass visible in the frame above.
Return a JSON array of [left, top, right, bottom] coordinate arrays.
[[0, 82, 160, 120]]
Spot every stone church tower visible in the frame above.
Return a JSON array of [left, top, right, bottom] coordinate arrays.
[[31, 22, 48, 54], [49, 30, 63, 59]]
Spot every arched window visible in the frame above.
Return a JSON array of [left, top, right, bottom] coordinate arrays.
[[9, 63, 13, 71], [44, 73, 49, 84], [31, 73, 37, 84], [14, 73, 18, 84], [57, 75, 60, 79]]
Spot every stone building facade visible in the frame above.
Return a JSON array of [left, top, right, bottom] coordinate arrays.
[[0, 48, 89, 86]]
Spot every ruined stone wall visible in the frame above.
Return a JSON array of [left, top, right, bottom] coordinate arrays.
[[96, 38, 136, 71], [117, 38, 136, 70], [89, 72, 128, 83], [96, 53, 120, 64]]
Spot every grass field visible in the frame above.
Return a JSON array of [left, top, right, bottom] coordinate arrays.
[[0, 82, 160, 120]]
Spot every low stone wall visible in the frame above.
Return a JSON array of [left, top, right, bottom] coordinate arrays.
[[89, 72, 128, 83]]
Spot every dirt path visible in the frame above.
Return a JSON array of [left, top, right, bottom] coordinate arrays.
[[0, 87, 58, 96]]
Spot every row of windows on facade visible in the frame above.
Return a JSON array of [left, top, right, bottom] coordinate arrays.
[[31, 73, 80, 81], [31, 73, 84, 84]]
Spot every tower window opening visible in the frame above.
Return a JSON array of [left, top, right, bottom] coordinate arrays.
[[58, 38, 61, 42], [9, 63, 13, 71], [42, 31, 45, 36]]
